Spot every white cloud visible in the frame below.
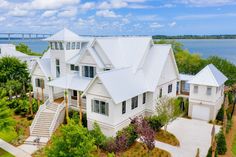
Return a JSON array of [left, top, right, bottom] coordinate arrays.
[[58, 7, 77, 17], [8, 7, 29, 17], [98, 0, 128, 9], [79, 2, 95, 11], [30, 0, 80, 10], [169, 21, 176, 27], [96, 10, 121, 18], [0, 17, 6, 22], [179, 0, 236, 7], [42, 10, 58, 17], [150, 22, 164, 29], [175, 13, 236, 20], [0, 0, 9, 9]]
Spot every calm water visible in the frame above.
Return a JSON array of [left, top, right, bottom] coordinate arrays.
[[0, 39, 235, 64]]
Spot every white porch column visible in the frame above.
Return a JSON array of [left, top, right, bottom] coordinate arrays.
[[178, 81, 181, 95], [49, 86, 54, 102], [67, 89, 72, 107]]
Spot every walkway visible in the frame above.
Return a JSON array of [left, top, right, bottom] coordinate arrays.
[[155, 118, 221, 157], [0, 139, 31, 157]]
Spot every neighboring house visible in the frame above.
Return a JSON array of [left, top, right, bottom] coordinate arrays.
[[30, 28, 227, 137], [0, 44, 39, 71]]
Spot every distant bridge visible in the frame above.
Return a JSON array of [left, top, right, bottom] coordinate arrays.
[[0, 33, 52, 40]]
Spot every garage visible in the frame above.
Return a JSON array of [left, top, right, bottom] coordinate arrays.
[[191, 104, 210, 121]]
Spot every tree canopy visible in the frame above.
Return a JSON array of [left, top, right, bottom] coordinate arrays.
[[154, 39, 236, 86], [46, 120, 96, 157], [16, 43, 42, 56]]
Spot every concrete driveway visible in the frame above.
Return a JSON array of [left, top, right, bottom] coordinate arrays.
[[155, 118, 221, 157]]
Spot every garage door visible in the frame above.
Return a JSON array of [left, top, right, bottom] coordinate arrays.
[[192, 104, 210, 121]]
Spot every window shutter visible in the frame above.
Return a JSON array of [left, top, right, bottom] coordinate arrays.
[[91, 100, 94, 112], [105, 103, 109, 116]]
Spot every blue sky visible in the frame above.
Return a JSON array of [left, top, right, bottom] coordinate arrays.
[[1, 0, 236, 35]]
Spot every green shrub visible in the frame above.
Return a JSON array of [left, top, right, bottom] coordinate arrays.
[[90, 122, 106, 147], [68, 110, 87, 127], [206, 146, 218, 157], [228, 92, 233, 104], [216, 130, 227, 155], [216, 106, 224, 121], [116, 124, 138, 147], [226, 118, 233, 134], [146, 116, 163, 132]]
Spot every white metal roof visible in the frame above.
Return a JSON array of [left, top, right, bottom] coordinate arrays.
[[47, 73, 92, 91], [44, 28, 88, 42], [84, 44, 176, 104], [0, 44, 28, 58], [188, 64, 228, 86], [37, 58, 51, 79], [179, 74, 194, 81]]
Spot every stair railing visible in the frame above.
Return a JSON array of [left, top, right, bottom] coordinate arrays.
[[30, 99, 49, 135], [49, 101, 65, 137]]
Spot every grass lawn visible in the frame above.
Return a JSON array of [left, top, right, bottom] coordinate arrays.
[[232, 132, 236, 156], [0, 148, 14, 157], [155, 129, 180, 146]]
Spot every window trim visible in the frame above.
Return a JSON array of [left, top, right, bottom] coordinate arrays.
[[92, 99, 109, 116], [131, 96, 138, 110], [143, 93, 146, 104], [206, 87, 212, 96], [56, 59, 60, 77], [122, 101, 126, 114], [168, 84, 172, 93], [83, 66, 96, 78]]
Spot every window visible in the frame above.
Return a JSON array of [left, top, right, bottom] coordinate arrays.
[[72, 42, 76, 50], [122, 101, 126, 114], [131, 96, 138, 110], [56, 59, 60, 77], [59, 42, 64, 50], [70, 64, 79, 71], [92, 100, 109, 116], [194, 85, 198, 94], [83, 66, 96, 78], [206, 87, 212, 96], [35, 78, 45, 88], [51, 42, 55, 50], [66, 42, 70, 50], [76, 42, 80, 49], [168, 84, 172, 93], [159, 88, 162, 98], [143, 93, 146, 104], [55, 42, 58, 50], [104, 68, 111, 71]]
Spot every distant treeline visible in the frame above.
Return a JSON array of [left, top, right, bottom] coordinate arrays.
[[153, 35, 236, 39]]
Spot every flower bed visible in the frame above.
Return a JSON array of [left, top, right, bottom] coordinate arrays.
[[155, 129, 180, 146]]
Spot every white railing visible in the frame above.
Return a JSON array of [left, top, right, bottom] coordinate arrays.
[[49, 101, 65, 137], [29, 99, 49, 134]]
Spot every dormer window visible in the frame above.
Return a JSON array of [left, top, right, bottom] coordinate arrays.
[[72, 42, 76, 50], [66, 42, 70, 50], [59, 42, 64, 50], [55, 42, 58, 50], [70, 64, 79, 71], [76, 42, 80, 49], [50, 42, 55, 50], [82, 66, 96, 78]]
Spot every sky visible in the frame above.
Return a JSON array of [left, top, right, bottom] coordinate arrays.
[[1, 0, 236, 36]]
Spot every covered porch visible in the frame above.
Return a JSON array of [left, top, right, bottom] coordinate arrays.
[[47, 73, 92, 111], [177, 74, 194, 97]]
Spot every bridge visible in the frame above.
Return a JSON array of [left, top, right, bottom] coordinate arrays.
[[0, 33, 52, 40]]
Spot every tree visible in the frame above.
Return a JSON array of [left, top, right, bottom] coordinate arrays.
[[46, 120, 96, 157], [90, 122, 106, 148], [216, 130, 227, 155], [64, 90, 69, 124], [131, 116, 155, 156], [0, 98, 15, 130], [16, 43, 42, 56], [0, 57, 29, 89], [156, 96, 181, 131], [5, 80, 22, 99]]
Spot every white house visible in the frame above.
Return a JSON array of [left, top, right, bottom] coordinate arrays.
[[30, 28, 227, 137], [0, 44, 39, 71]]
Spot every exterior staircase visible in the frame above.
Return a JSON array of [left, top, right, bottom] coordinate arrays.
[[29, 99, 65, 138]]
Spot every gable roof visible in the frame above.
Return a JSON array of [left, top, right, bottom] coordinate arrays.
[[0, 44, 28, 57], [44, 28, 87, 41], [94, 37, 152, 70], [83, 44, 176, 104], [188, 64, 228, 86], [32, 58, 51, 79]]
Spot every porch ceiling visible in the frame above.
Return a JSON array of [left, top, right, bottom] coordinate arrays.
[[47, 74, 92, 91]]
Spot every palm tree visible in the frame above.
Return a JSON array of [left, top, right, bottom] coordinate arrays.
[[41, 79, 45, 103], [77, 91, 83, 125], [65, 90, 69, 124], [28, 85, 33, 116], [37, 88, 40, 109]]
